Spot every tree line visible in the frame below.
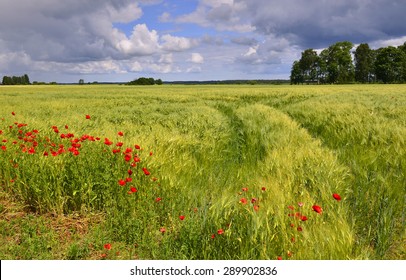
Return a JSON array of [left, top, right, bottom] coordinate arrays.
[[2, 74, 31, 85], [127, 77, 163, 85], [290, 41, 406, 84]]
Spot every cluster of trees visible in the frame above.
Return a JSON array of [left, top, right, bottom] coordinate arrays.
[[127, 77, 163, 85], [291, 41, 406, 84], [2, 74, 30, 85]]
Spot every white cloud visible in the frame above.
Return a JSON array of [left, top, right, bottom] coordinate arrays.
[[161, 34, 198, 52], [115, 24, 159, 56], [189, 53, 204, 64], [108, 2, 143, 23]]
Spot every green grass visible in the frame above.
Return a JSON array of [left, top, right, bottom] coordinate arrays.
[[0, 84, 405, 260]]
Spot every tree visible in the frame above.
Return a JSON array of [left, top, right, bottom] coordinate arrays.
[[290, 60, 304, 84], [354, 43, 374, 83], [375, 46, 404, 83], [1, 74, 31, 85], [299, 49, 320, 83], [79, 79, 85, 85], [320, 41, 354, 84]]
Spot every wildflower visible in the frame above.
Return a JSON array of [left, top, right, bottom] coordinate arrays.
[[126, 177, 132, 183], [104, 138, 113, 145], [1, 146, 6, 151], [128, 169, 133, 176], [312, 205, 323, 214], [118, 179, 126, 186], [11, 112, 15, 116], [104, 243, 112, 250], [261, 187, 266, 191], [135, 144, 141, 150], [124, 154, 132, 162], [297, 226, 303, 231], [28, 147, 35, 154], [301, 216, 308, 221], [142, 167, 150, 176], [179, 215, 185, 221], [240, 198, 248, 205], [155, 197, 162, 202], [118, 131, 124, 136], [277, 256, 282, 260], [242, 187, 248, 192], [211, 234, 216, 239], [160, 227, 166, 233], [217, 229, 224, 235], [129, 187, 137, 193], [86, 115, 91, 119], [298, 202, 304, 207], [253, 205, 259, 212], [333, 193, 342, 201]]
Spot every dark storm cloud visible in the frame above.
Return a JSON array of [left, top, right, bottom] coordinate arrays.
[[238, 0, 406, 48], [0, 0, 143, 63]]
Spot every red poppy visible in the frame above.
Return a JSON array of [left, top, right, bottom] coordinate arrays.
[[333, 193, 342, 201], [129, 187, 137, 193], [240, 198, 248, 205], [126, 177, 132, 183], [312, 205, 323, 214], [1, 146, 6, 151], [297, 226, 303, 231], [118, 131, 124, 136], [118, 179, 126, 186], [135, 144, 141, 150], [288, 205, 294, 211], [104, 243, 112, 250], [155, 197, 162, 202], [104, 138, 113, 145], [253, 205, 259, 212], [211, 234, 216, 239], [160, 227, 166, 233], [277, 256, 282, 260], [179, 215, 185, 221], [261, 187, 266, 191], [217, 229, 224, 235], [124, 154, 132, 162], [128, 169, 133, 176], [301, 215, 308, 221], [242, 187, 248, 192], [86, 115, 91, 119], [142, 167, 150, 176]]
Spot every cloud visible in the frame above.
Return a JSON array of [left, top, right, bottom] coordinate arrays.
[[175, 0, 255, 32], [115, 24, 159, 56], [239, 0, 406, 48], [189, 53, 204, 64], [161, 34, 198, 52]]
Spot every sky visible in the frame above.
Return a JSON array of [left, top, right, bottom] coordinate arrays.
[[1, 0, 406, 83]]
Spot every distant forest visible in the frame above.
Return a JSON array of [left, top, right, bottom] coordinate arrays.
[[1, 74, 30, 85], [291, 41, 406, 84]]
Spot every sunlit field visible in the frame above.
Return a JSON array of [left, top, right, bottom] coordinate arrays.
[[0, 84, 405, 260]]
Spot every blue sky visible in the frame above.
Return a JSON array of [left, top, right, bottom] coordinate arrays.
[[1, 0, 406, 83]]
